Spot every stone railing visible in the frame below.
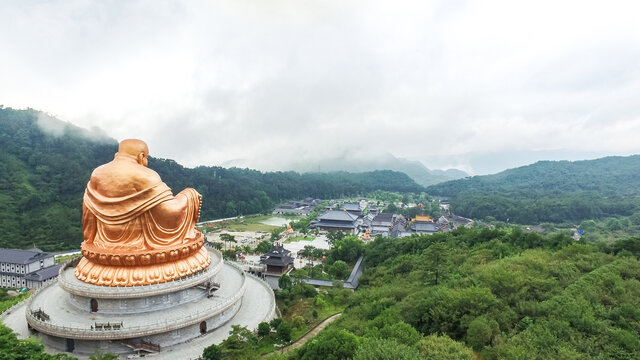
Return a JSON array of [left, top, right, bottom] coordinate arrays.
[[207, 246, 223, 259], [20, 276, 59, 318], [27, 271, 247, 340]]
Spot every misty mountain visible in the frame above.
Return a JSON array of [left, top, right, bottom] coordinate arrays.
[[226, 152, 467, 187], [427, 156, 640, 224], [428, 168, 469, 180], [295, 153, 468, 187], [0, 107, 422, 250]]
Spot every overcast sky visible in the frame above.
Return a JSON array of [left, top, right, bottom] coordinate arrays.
[[1, 0, 639, 174]]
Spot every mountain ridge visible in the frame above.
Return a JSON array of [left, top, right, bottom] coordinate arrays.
[[426, 156, 640, 223], [224, 152, 468, 187]]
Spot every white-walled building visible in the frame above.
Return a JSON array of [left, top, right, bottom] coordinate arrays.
[[0, 248, 61, 289]]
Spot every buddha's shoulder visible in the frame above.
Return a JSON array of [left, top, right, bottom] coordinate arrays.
[[91, 161, 163, 188]]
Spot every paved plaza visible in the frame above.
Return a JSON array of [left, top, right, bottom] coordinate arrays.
[[153, 274, 274, 359]]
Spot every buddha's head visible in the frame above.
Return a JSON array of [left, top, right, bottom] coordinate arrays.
[[116, 139, 149, 167]]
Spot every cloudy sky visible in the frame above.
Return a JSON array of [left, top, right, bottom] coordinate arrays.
[[1, 0, 639, 174]]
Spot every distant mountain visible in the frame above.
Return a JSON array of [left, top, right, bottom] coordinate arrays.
[[429, 168, 469, 179], [263, 152, 468, 187], [0, 107, 422, 251], [427, 156, 640, 224]]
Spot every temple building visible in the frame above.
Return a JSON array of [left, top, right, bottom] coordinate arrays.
[[260, 244, 294, 275], [311, 210, 359, 234], [411, 214, 441, 234], [370, 213, 394, 236], [0, 248, 61, 289], [342, 202, 363, 216]]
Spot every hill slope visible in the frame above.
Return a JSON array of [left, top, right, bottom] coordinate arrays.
[[427, 157, 640, 223], [0, 107, 423, 251]]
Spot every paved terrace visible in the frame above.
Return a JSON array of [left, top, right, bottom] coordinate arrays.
[[27, 263, 246, 340], [153, 271, 276, 360]]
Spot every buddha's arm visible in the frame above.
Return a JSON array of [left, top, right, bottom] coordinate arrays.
[[82, 203, 97, 243], [149, 188, 202, 229]]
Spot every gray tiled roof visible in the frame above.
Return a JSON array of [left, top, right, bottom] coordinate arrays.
[[371, 213, 393, 226], [318, 210, 358, 222], [24, 264, 62, 281], [342, 203, 361, 211], [0, 248, 51, 265], [414, 223, 439, 232], [314, 220, 357, 229], [261, 245, 294, 267]]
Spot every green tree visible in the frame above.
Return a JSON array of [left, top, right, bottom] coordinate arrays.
[[422, 242, 451, 285], [0, 323, 76, 360], [297, 328, 359, 360], [466, 315, 499, 350], [278, 274, 292, 290], [89, 349, 118, 360], [331, 236, 364, 263], [300, 245, 316, 258], [379, 322, 421, 346], [326, 230, 346, 246], [202, 343, 223, 360], [329, 260, 350, 279], [415, 334, 474, 360], [256, 240, 272, 254], [276, 321, 292, 343], [220, 233, 236, 250], [258, 321, 271, 337], [220, 325, 257, 354], [270, 318, 283, 330], [353, 338, 422, 360]]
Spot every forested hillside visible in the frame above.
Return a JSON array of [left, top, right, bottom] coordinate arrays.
[[0, 108, 117, 251], [427, 157, 640, 224], [273, 228, 640, 360], [0, 107, 423, 251]]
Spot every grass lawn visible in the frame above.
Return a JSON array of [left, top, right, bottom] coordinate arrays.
[[218, 214, 301, 232], [228, 222, 280, 232], [284, 236, 314, 243], [55, 254, 81, 264], [0, 289, 30, 314]]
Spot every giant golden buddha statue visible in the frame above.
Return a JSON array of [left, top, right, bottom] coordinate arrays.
[[75, 139, 211, 286]]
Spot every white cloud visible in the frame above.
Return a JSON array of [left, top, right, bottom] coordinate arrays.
[[1, 0, 639, 174]]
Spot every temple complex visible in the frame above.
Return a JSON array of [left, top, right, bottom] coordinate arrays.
[[2, 139, 275, 358]]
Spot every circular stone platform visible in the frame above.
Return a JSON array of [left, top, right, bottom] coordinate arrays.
[[4, 248, 276, 358]]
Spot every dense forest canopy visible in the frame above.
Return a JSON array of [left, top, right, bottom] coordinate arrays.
[[427, 157, 640, 224], [201, 228, 640, 360], [0, 107, 423, 251]]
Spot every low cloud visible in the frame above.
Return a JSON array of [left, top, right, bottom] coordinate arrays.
[[1, 0, 639, 174]]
